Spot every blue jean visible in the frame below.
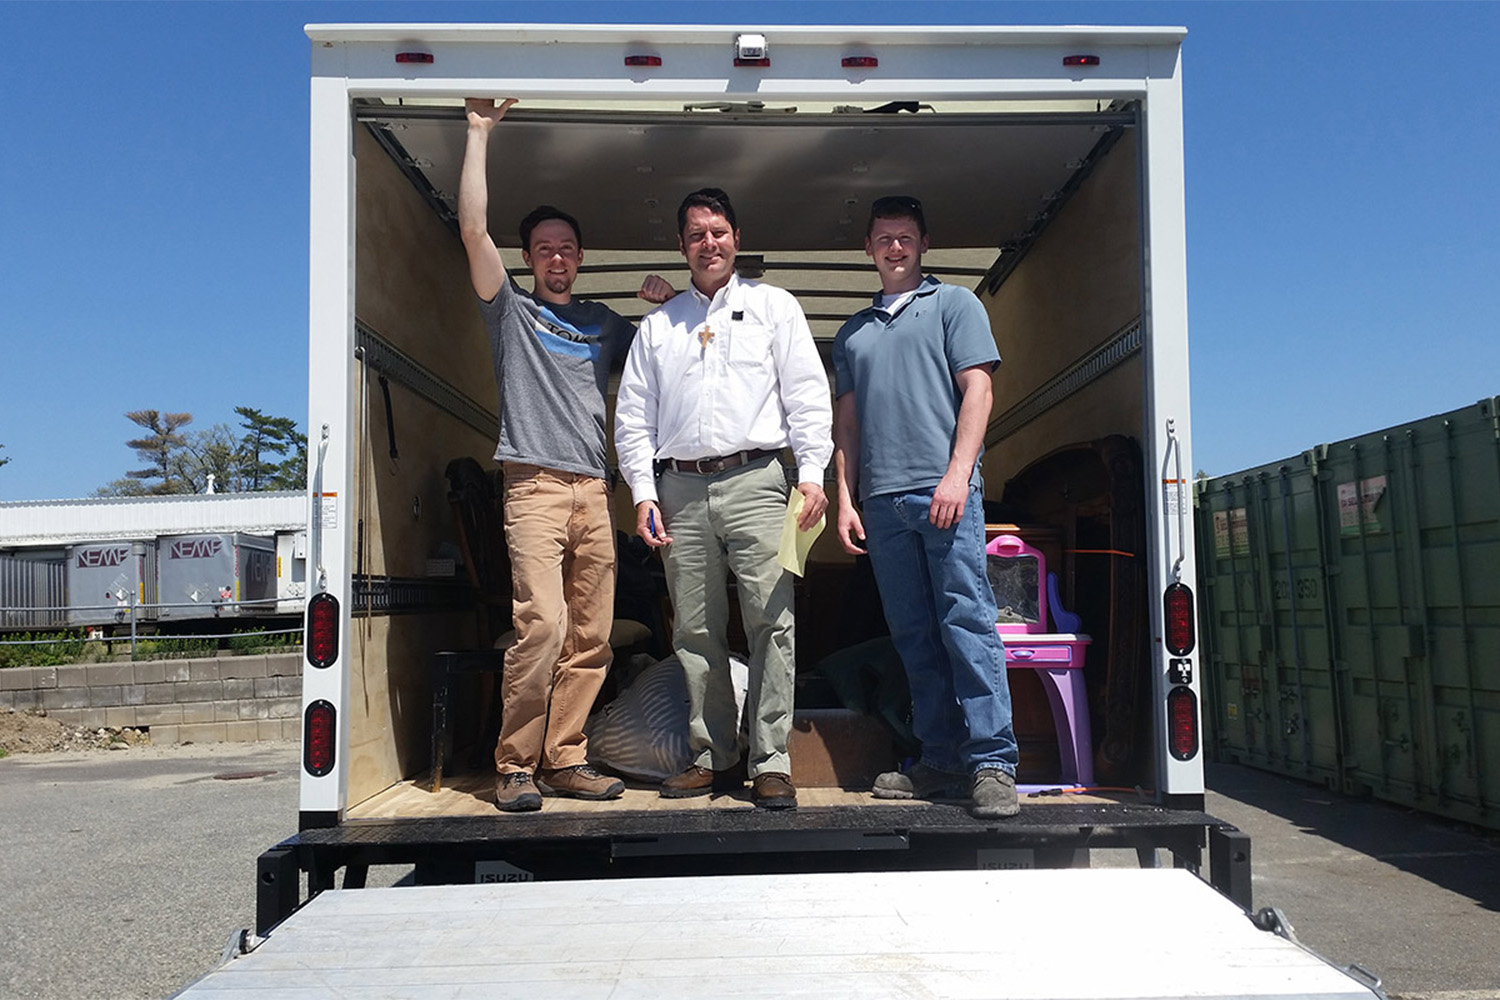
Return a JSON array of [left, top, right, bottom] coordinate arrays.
[[862, 486, 1018, 776]]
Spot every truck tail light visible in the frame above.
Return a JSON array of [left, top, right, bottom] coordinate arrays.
[[304, 700, 336, 777], [1167, 685, 1199, 760], [395, 52, 433, 65], [625, 55, 662, 67], [1063, 55, 1100, 67], [306, 592, 339, 668], [1164, 583, 1195, 656], [842, 56, 878, 68]]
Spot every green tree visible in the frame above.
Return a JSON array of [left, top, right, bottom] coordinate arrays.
[[124, 410, 194, 494], [173, 423, 241, 494], [235, 407, 306, 491]]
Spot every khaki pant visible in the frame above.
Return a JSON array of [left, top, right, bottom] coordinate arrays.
[[658, 455, 795, 778], [495, 463, 615, 775]]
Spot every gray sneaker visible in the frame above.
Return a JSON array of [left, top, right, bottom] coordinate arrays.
[[872, 763, 968, 800], [970, 768, 1020, 819], [494, 771, 542, 812]]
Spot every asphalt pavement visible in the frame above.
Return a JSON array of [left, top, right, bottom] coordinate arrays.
[[1, 744, 1496, 999]]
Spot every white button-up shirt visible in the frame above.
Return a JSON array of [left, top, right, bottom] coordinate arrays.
[[615, 272, 833, 504]]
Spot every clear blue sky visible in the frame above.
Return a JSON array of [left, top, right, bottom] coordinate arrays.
[[2, 1, 1496, 501]]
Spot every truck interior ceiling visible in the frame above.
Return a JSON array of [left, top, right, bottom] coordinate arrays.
[[345, 94, 1156, 809]]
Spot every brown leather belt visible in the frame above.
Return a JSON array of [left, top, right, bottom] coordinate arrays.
[[657, 448, 779, 476]]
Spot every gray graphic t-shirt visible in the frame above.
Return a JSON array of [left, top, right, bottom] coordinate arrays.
[[478, 278, 634, 478]]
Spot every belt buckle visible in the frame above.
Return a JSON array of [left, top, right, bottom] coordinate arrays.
[[693, 457, 716, 475]]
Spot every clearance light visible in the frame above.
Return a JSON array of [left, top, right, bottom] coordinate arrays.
[[1063, 55, 1101, 67], [395, 51, 434, 65], [842, 56, 879, 69], [625, 55, 662, 67], [1167, 685, 1199, 760], [306, 592, 339, 668], [1164, 582, 1195, 656], [304, 700, 337, 777]]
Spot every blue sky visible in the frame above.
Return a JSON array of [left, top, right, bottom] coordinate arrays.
[[1, 1, 1496, 501]]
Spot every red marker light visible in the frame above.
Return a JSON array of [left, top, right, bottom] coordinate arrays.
[[1063, 55, 1101, 67], [395, 51, 434, 65], [842, 56, 878, 69], [1164, 583, 1195, 656], [304, 700, 337, 777], [625, 55, 662, 67], [306, 592, 339, 668], [1167, 685, 1199, 760], [734, 57, 770, 67]]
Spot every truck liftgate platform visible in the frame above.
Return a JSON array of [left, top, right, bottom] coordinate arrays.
[[256, 798, 1252, 937]]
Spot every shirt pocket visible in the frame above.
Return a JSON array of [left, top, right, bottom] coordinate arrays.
[[727, 322, 774, 368]]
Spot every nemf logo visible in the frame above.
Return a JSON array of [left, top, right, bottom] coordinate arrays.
[[77, 546, 131, 569], [169, 538, 224, 560]]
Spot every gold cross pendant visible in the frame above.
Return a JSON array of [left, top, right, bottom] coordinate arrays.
[[697, 325, 715, 349]]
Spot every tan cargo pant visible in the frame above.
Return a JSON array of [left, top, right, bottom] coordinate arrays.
[[658, 455, 795, 778], [494, 463, 615, 775]]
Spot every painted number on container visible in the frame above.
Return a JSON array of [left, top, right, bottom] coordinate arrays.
[[1271, 577, 1319, 602]]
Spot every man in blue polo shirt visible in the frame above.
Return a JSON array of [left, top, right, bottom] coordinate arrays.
[[831, 195, 1020, 819]]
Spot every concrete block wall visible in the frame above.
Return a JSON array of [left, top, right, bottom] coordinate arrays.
[[0, 653, 301, 744]]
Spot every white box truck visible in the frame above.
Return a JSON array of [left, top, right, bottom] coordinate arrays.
[[215, 23, 1384, 998]]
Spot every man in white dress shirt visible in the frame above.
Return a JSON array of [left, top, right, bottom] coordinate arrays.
[[615, 188, 832, 809]]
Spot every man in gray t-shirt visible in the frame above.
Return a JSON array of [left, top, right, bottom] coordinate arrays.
[[831, 195, 1020, 820], [459, 98, 673, 812]]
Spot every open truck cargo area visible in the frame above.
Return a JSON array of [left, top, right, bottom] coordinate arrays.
[[252, 26, 1292, 979]]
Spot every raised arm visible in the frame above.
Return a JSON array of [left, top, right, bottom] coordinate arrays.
[[458, 98, 518, 302]]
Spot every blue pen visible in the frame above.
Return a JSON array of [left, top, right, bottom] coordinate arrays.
[[648, 509, 657, 537]]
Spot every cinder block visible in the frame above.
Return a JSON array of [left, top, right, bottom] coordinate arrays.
[[277, 675, 303, 698], [86, 663, 133, 687], [180, 702, 217, 724], [224, 721, 259, 742], [189, 659, 222, 682], [0, 668, 38, 692], [133, 661, 167, 685], [48, 708, 87, 727], [174, 680, 222, 702], [151, 724, 181, 744], [88, 685, 124, 708], [281, 718, 302, 742], [105, 707, 138, 728], [267, 653, 301, 677], [144, 682, 176, 705], [239, 699, 272, 721], [7, 690, 41, 711], [56, 665, 89, 688], [121, 684, 148, 706], [222, 678, 255, 700], [178, 722, 227, 744], [256, 720, 283, 741], [33, 666, 58, 690], [162, 662, 192, 683], [215, 701, 242, 722], [42, 688, 90, 711], [267, 697, 301, 720], [134, 704, 184, 727], [219, 657, 268, 680]]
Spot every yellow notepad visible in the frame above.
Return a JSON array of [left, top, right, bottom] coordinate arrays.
[[777, 490, 825, 577]]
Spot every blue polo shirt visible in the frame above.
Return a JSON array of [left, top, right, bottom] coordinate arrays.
[[832, 276, 1000, 502]]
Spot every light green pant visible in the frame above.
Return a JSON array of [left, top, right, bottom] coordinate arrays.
[[658, 456, 795, 778]]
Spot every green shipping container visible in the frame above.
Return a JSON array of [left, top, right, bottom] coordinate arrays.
[[1196, 397, 1500, 830]]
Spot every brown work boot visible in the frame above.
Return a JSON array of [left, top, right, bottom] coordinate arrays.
[[494, 771, 542, 812], [537, 764, 624, 800], [751, 772, 798, 810], [660, 764, 715, 798]]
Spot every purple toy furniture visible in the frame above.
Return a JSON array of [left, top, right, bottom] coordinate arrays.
[[986, 534, 1094, 787]]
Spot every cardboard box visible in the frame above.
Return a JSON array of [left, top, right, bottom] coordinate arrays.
[[789, 708, 898, 789]]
